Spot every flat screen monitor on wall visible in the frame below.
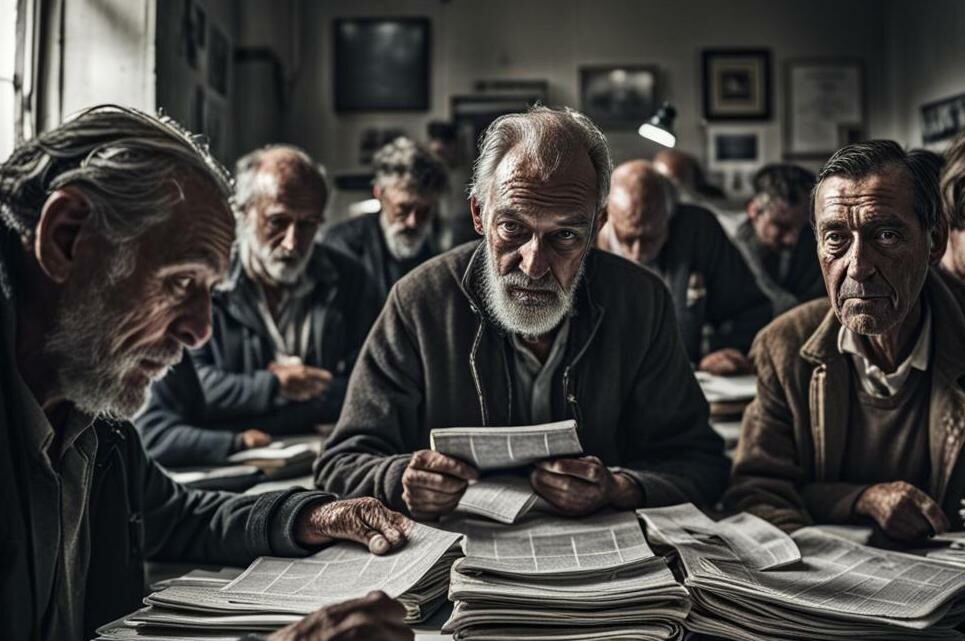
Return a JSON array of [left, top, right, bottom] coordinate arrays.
[[334, 17, 431, 112]]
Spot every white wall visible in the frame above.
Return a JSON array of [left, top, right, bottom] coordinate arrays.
[[286, 0, 891, 180]]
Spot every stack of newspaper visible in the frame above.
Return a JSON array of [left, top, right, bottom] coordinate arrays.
[[639, 503, 965, 641], [94, 523, 462, 640], [442, 511, 690, 640], [431, 420, 582, 524]]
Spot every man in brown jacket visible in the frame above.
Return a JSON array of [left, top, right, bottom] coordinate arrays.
[[725, 140, 965, 542], [315, 107, 729, 519]]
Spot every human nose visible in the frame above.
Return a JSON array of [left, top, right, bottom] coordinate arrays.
[[846, 235, 876, 281], [280, 223, 297, 252], [170, 293, 212, 349], [402, 210, 420, 229], [518, 234, 550, 280]]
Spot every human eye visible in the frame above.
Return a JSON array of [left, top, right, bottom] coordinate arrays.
[[822, 230, 849, 252], [498, 220, 523, 235], [876, 229, 902, 246], [168, 274, 195, 297]]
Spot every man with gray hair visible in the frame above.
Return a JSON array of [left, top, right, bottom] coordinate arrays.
[[137, 144, 380, 466], [315, 107, 728, 519], [725, 141, 965, 542], [321, 137, 448, 302], [0, 106, 414, 641]]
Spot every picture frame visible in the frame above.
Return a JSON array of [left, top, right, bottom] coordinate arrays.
[[785, 58, 864, 159], [579, 65, 659, 128], [921, 92, 965, 145], [702, 49, 771, 121], [705, 125, 768, 199]]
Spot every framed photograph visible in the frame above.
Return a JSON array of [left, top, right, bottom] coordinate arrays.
[[921, 92, 965, 145], [208, 24, 230, 96], [702, 49, 771, 121], [579, 65, 659, 128], [785, 59, 864, 159]]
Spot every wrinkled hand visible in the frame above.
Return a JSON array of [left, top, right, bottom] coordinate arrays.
[[240, 428, 272, 449], [266, 590, 411, 641], [294, 497, 411, 555], [699, 348, 754, 376], [530, 456, 644, 516], [855, 481, 949, 542], [402, 450, 479, 520], [270, 362, 333, 401]]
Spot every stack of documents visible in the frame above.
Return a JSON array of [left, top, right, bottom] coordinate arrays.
[[95, 523, 462, 640], [431, 420, 582, 523], [639, 503, 965, 641], [442, 511, 690, 640]]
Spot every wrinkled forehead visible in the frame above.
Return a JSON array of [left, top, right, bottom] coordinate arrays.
[[815, 168, 915, 223], [155, 175, 235, 273], [488, 146, 598, 218]]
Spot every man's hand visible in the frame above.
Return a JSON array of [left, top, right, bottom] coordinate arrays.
[[294, 497, 410, 555], [402, 450, 479, 520], [269, 362, 333, 401], [698, 348, 754, 376], [267, 591, 411, 641], [855, 481, 949, 542], [530, 456, 644, 516], [239, 428, 272, 449]]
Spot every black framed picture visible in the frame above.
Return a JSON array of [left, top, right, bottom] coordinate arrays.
[[334, 17, 431, 112], [702, 49, 771, 121], [921, 92, 965, 145], [579, 65, 659, 128]]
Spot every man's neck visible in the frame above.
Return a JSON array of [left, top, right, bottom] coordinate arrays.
[[860, 298, 924, 374], [518, 328, 558, 364]]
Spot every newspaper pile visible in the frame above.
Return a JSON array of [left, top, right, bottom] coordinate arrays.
[[94, 523, 462, 640], [431, 420, 582, 524], [639, 503, 965, 641], [442, 511, 690, 640]]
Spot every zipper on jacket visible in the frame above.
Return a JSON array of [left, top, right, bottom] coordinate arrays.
[[562, 366, 584, 430], [468, 315, 489, 426]]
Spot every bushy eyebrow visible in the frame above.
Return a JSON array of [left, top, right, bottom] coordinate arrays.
[[492, 207, 592, 228]]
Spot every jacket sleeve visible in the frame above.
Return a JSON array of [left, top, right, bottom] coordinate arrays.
[[137, 429, 338, 564], [703, 219, 773, 354], [722, 331, 815, 532], [192, 342, 279, 419], [617, 284, 731, 508], [313, 286, 420, 511]]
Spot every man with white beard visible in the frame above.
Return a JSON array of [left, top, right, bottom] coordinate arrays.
[[315, 107, 729, 518], [137, 145, 381, 466], [321, 137, 449, 302]]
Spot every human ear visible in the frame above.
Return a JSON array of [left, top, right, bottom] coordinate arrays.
[[469, 197, 485, 236], [34, 186, 93, 283]]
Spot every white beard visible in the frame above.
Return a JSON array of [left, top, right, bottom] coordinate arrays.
[[240, 218, 314, 285], [380, 214, 432, 260]]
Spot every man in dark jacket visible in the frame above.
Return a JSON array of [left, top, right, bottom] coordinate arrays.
[[139, 145, 381, 466], [315, 107, 729, 520], [598, 160, 772, 375], [321, 137, 449, 302], [734, 164, 825, 315], [0, 106, 411, 641]]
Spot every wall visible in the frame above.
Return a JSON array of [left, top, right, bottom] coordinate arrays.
[[286, 0, 890, 183], [882, 0, 965, 148]]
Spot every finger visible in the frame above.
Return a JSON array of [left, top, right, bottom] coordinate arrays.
[[914, 494, 950, 535], [411, 450, 479, 481], [304, 368, 334, 383], [360, 504, 410, 553], [886, 508, 933, 542], [535, 457, 604, 483], [530, 467, 597, 496], [402, 468, 469, 494], [403, 487, 463, 511]]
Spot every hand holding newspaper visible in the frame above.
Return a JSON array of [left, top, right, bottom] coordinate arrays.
[[430, 420, 583, 523]]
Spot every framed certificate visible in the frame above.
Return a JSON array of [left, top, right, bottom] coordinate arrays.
[[785, 59, 865, 159]]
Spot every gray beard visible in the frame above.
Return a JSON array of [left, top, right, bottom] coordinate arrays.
[[380, 214, 431, 261], [479, 242, 582, 339], [240, 219, 314, 285]]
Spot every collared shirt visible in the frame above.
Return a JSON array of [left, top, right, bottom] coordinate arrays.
[[837, 303, 932, 398], [252, 274, 316, 361], [508, 318, 570, 424]]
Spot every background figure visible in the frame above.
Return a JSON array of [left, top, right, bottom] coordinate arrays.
[[735, 164, 825, 315], [138, 144, 380, 466], [321, 136, 448, 302], [599, 160, 771, 375], [941, 131, 965, 280], [427, 120, 476, 250], [652, 149, 727, 205]]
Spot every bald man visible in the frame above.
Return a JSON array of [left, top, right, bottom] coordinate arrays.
[[653, 149, 726, 203], [599, 160, 771, 374]]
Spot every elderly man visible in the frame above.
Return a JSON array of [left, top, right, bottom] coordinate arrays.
[[724, 141, 965, 542], [136, 145, 379, 466], [0, 106, 411, 641], [322, 137, 448, 301], [942, 131, 965, 280], [315, 107, 729, 519], [734, 164, 825, 315], [599, 160, 771, 375], [652, 148, 727, 204]]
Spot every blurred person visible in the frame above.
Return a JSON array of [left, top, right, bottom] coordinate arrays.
[[734, 164, 825, 314], [315, 107, 729, 520], [322, 137, 448, 301], [725, 141, 965, 542], [428, 120, 476, 249], [0, 106, 412, 641], [653, 148, 727, 203], [942, 130, 965, 280], [599, 160, 771, 375]]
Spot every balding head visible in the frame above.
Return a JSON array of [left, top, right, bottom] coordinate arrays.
[[653, 149, 698, 191], [602, 160, 676, 264]]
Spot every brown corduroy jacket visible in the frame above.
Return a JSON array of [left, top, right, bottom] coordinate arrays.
[[724, 268, 965, 531]]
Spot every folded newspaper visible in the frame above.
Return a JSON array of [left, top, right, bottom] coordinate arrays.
[[639, 503, 965, 641], [443, 511, 689, 640], [95, 522, 463, 640], [431, 420, 582, 523]]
